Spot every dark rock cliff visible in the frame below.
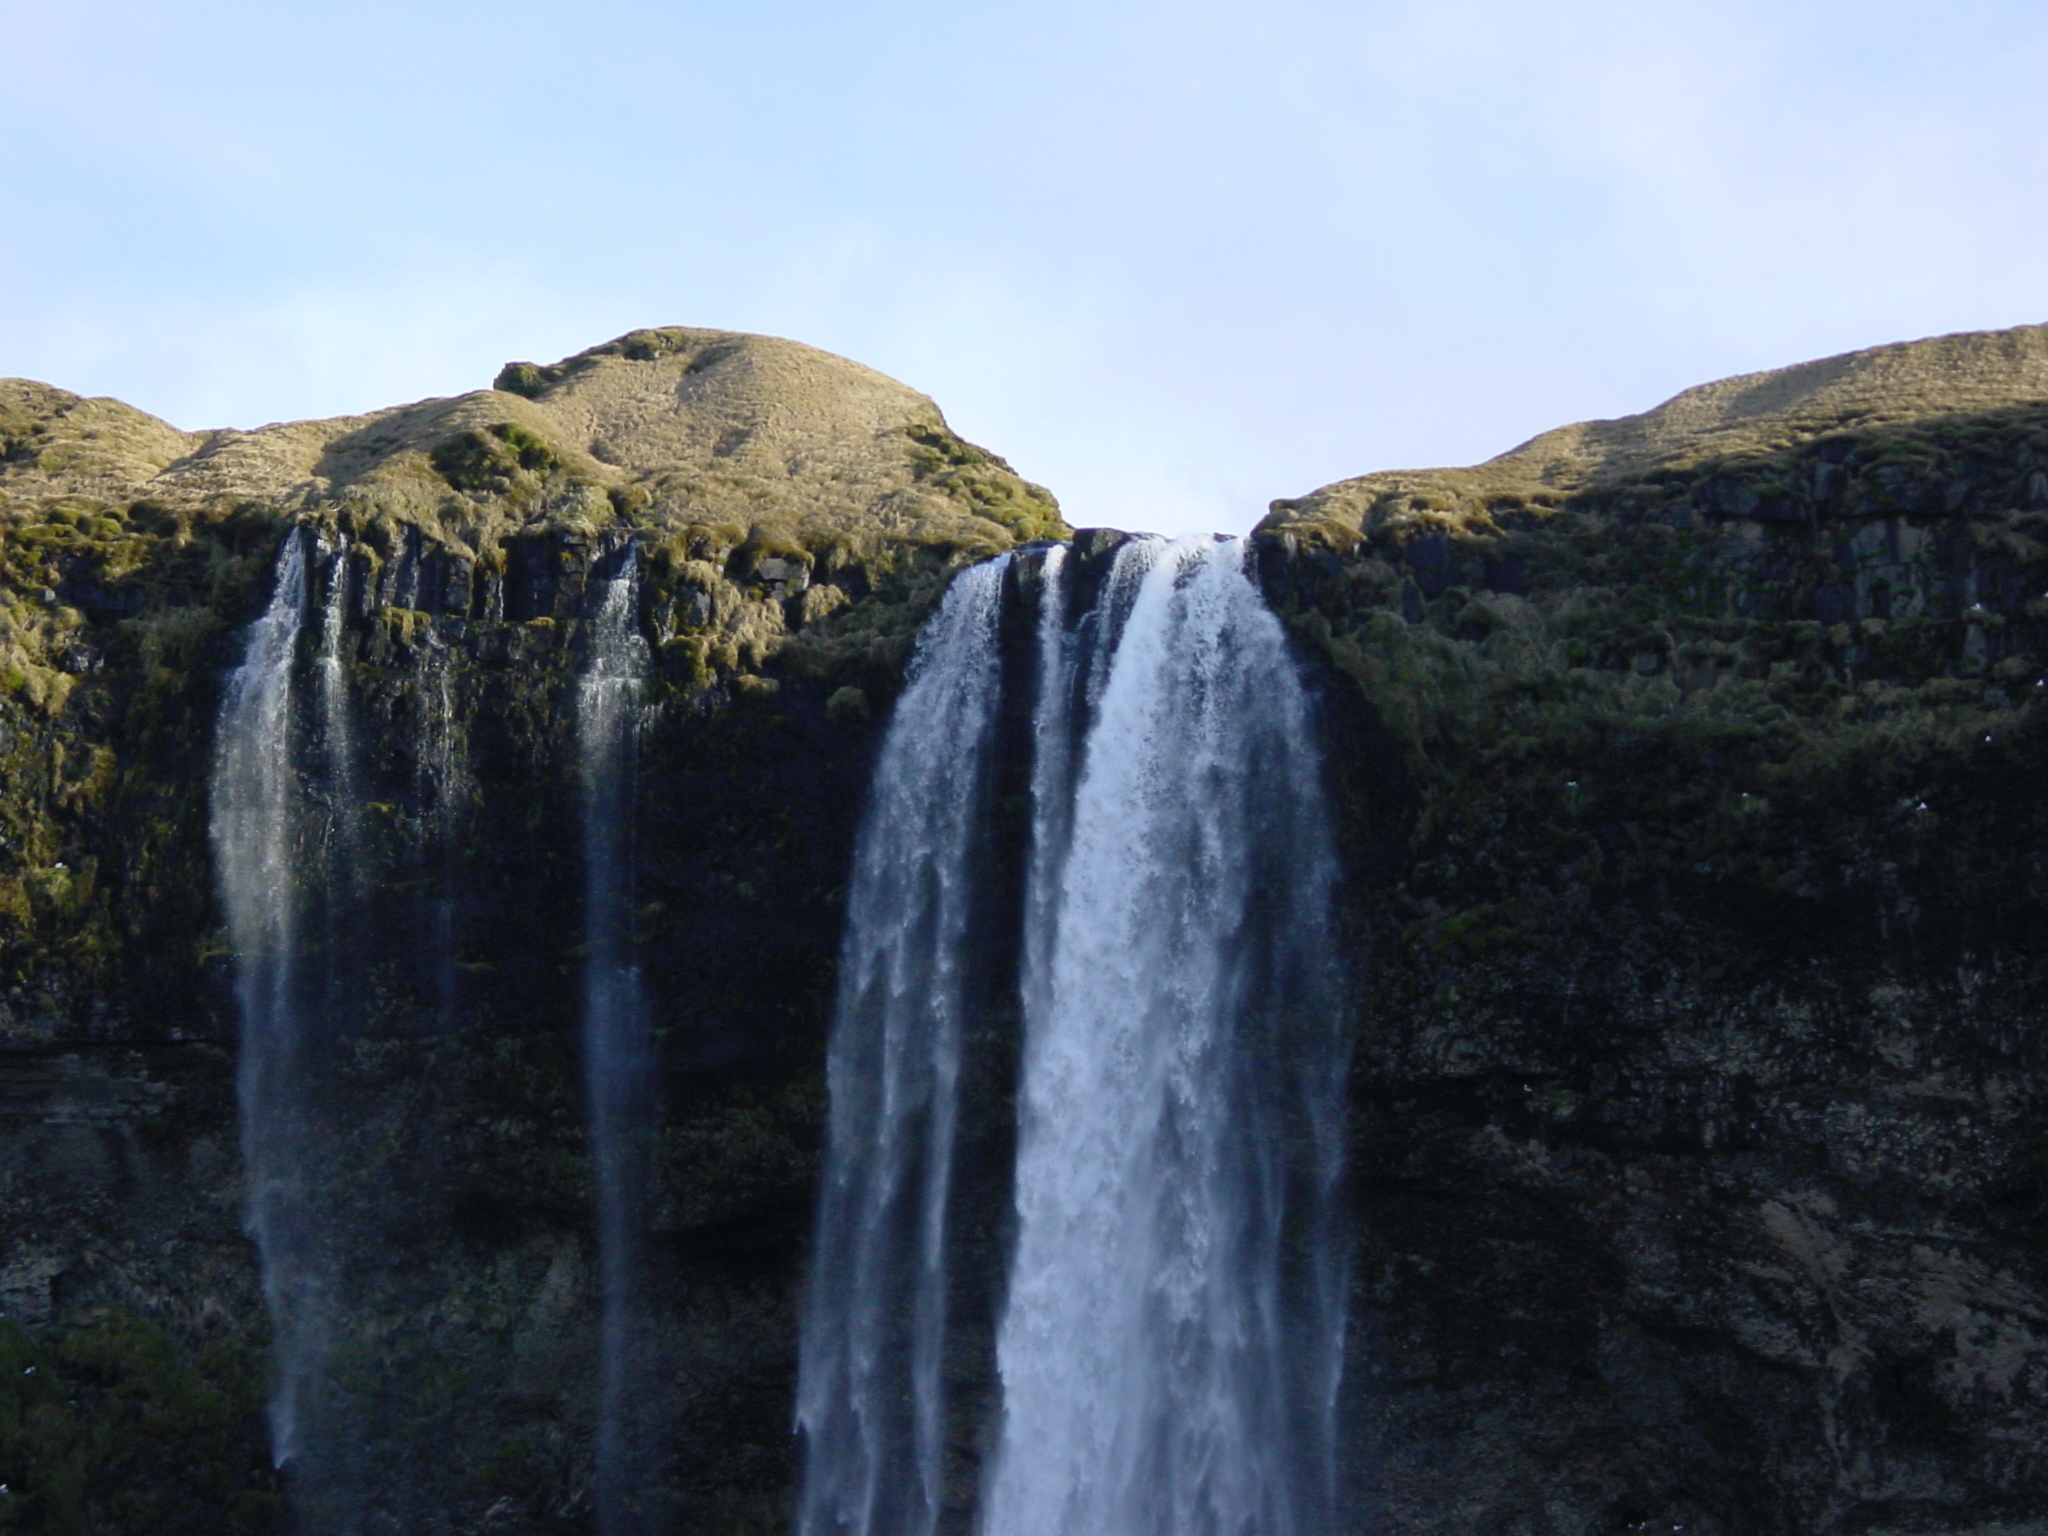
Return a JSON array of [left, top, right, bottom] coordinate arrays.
[[1, 321, 2045, 1534], [1260, 323, 2048, 1534], [0, 328, 1061, 1533]]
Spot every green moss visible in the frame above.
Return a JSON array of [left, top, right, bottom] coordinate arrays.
[[428, 424, 561, 497], [735, 524, 811, 575], [378, 607, 436, 649], [1432, 901, 1530, 958], [904, 423, 1068, 544], [691, 524, 748, 561], [0, 1311, 274, 1532], [492, 362, 546, 399]]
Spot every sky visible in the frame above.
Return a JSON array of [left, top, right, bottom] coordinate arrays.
[[5, 0, 2047, 536]]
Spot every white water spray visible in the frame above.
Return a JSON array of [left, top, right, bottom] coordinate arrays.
[[314, 536, 357, 821], [214, 524, 382, 1507], [797, 538, 1345, 1536], [213, 531, 387, 1532], [983, 536, 1345, 1536], [213, 531, 318, 1469]]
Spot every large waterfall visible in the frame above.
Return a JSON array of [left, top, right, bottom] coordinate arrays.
[[986, 536, 1346, 1535], [579, 546, 660, 1536], [212, 523, 1341, 1532], [798, 536, 1347, 1535]]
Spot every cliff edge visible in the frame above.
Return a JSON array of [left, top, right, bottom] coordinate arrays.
[[1265, 321, 2048, 541]]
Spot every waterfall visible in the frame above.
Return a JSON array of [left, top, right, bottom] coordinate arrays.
[[982, 535, 1345, 1536], [579, 545, 660, 1536], [417, 634, 466, 1026], [314, 535, 358, 825], [797, 536, 1345, 1536], [1022, 535, 1173, 1007], [311, 538, 365, 1078], [213, 530, 318, 1470], [794, 555, 1012, 1536], [1020, 544, 1077, 1041], [213, 529, 386, 1530]]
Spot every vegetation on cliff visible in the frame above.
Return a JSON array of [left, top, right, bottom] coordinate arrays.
[[0, 327, 1067, 1017], [1260, 324, 2048, 968], [1257, 323, 2048, 1532], [0, 329, 1064, 1533]]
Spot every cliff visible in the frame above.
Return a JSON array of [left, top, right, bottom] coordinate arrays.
[[0, 319, 2044, 1534], [1259, 323, 2048, 1533], [0, 328, 1062, 1532]]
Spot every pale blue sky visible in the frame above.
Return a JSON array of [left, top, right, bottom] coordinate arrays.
[[6, 0, 2046, 534]]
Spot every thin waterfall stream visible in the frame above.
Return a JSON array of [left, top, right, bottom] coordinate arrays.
[[580, 546, 660, 1536], [212, 530, 373, 1529], [215, 532, 671, 1531], [797, 536, 1346, 1536], [213, 531, 316, 1470]]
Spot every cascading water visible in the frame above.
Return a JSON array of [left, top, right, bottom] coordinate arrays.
[[984, 536, 1346, 1536], [1022, 536, 1172, 1013], [314, 535, 358, 823], [579, 546, 660, 1536], [213, 530, 377, 1529], [312, 539, 365, 1057], [1019, 544, 1077, 1037], [417, 634, 467, 1025], [794, 555, 1012, 1536], [797, 535, 1345, 1536], [212, 530, 319, 1470]]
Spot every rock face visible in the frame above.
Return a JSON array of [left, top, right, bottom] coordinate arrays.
[[0, 319, 2045, 1534], [1259, 322, 2048, 1534]]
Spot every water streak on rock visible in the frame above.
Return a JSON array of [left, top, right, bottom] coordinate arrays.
[[418, 635, 466, 1023], [314, 536, 358, 828], [580, 545, 659, 1536]]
